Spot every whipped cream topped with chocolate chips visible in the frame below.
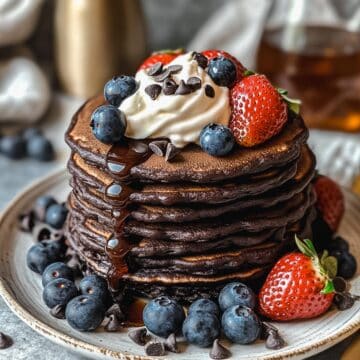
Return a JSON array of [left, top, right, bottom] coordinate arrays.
[[120, 52, 231, 148]]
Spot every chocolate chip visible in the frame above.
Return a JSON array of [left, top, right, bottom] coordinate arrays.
[[209, 339, 231, 359], [19, 211, 35, 233], [145, 340, 165, 356], [50, 304, 66, 319], [0, 332, 13, 349], [128, 327, 148, 346], [153, 68, 171, 82], [149, 140, 169, 157], [265, 331, 286, 350], [147, 62, 163, 76], [192, 52, 208, 68], [334, 292, 359, 310], [105, 303, 125, 322], [165, 143, 180, 161], [187, 77, 202, 90], [163, 78, 178, 95], [131, 142, 149, 154], [167, 64, 183, 74], [33, 224, 52, 241], [260, 321, 278, 339], [145, 84, 162, 100], [333, 276, 347, 293], [175, 80, 193, 95], [164, 333, 179, 353], [104, 314, 122, 332], [205, 84, 215, 98]]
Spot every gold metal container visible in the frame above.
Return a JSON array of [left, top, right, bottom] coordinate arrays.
[[54, 0, 146, 98]]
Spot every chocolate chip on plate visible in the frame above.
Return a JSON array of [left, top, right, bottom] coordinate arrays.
[[145, 84, 162, 100], [333, 276, 347, 293], [209, 339, 231, 359], [164, 333, 179, 353], [50, 304, 66, 319], [104, 314, 122, 332], [147, 62, 163, 76], [128, 327, 148, 346], [105, 303, 125, 322], [265, 330, 286, 350], [0, 332, 13, 349], [175, 80, 193, 95], [165, 143, 180, 162], [153, 68, 171, 82], [205, 84, 215, 98], [145, 340, 165, 356], [192, 52, 208, 68], [163, 78, 178, 95], [149, 140, 169, 157], [18, 211, 35, 233], [187, 76, 202, 90], [334, 292, 359, 310]]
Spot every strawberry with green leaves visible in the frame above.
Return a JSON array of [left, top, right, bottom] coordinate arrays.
[[259, 237, 337, 321]]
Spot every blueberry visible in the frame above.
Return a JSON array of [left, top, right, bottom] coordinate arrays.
[[218, 282, 256, 311], [26, 135, 55, 161], [26, 241, 65, 274], [79, 275, 110, 306], [182, 311, 220, 347], [200, 124, 235, 157], [43, 278, 78, 308], [90, 105, 126, 144], [188, 299, 220, 318], [328, 236, 349, 252], [45, 204, 68, 229], [22, 127, 42, 141], [0, 135, 26, 159], [66, 295, 105, 331], [207, 57, 237, 87], [42, 262, 74, 286], [222, 305, 261, 344], [331, 250, 357, 279], [104, 76, 137, 106], [34, 195, 57, 221], [143, 296, 185, 338]]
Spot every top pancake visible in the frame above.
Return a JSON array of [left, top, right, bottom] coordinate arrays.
[[65, 96, 309, 183]]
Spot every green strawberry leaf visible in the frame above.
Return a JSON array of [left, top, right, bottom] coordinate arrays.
[[321, 250, 329, 264], [321, 279, 335, 294], [295, 236, 317, 258], [277, 88, 301, 114], [322, 256, 338, 279], [243, 69, 256, 77], [277, 88, 288, 95], [304, 239, 317, 254]]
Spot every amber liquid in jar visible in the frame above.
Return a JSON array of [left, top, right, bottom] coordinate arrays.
[[257, 26, 360, 131]]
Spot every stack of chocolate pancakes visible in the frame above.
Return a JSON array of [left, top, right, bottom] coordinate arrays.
[[65, 95, 317, 302]]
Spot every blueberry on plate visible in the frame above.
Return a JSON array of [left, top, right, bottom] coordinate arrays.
[[188, 298, 220, 318], [42, 262, 74, 286], [207, 57, 237, 88], [104, 75, 137, 106], [0, 135, 26, 159], [143, 296, 185, 338], [26, 135, 55, 162], [43, 278, 78, 308], [45, 204, 68, 229], [218, 282, 256, 311], [183, 311, 220, 347], [26, 241, 65, 274], [331, 249, 357, 279], [22, 127, 42, 141], [79, 274, 110, 307], [34, 195, 57, 222], [200, 124, 235, 157], [222, 305, 261, 344], [90, 105, 127, 144], [66, 295, 106, 331]]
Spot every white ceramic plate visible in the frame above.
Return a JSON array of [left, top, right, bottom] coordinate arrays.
[[0, 170, 359, 360]]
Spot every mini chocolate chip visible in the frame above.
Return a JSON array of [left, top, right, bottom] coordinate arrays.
[[164, 333, 179, 353], [205, 84, 215, 98], [145, 84, 162, 100], [0, 332, 13, 349], [163, 78, 178, 95], [145, 341, 165, 356], [334, 292, 357, 310], [333, 276, 347, 293], [128, 327, 148, 346], [147, 62, 163, 76], [66, 255, 81, 272], [104, 314, 122, 332], [165, 143, 180, 161], [192, 52, 208, 68], [149, 140, 169, 157], [153, 68, 171, 82], [260, 321, 278, 340], [187, 76, 202, 90], [175, 80, 193, 95], [50, 304, 66, 319], [19, 211, 35, 233], [33, 224, 52, 241], [131, 142, 149, 154], [210, 339, 231, 360], [167, 64, 183, 74], [266, 331, 286, 350], [105, 303, 125, 322]]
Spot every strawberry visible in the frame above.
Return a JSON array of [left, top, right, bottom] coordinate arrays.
[[202, 49, 246, 81], [229, 74, 288, 147], [259, 237, 337, 321], [138, 49, 184, 71], [314, 175, 345, 232]]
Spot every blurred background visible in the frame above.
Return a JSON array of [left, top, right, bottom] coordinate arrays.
[[0, 0, 359, 358]]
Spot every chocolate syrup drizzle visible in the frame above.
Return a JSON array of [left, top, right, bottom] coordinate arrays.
[[105, 140, 151, 290]]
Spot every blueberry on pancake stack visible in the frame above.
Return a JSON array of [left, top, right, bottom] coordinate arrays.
[[65, 50, 317, 302]]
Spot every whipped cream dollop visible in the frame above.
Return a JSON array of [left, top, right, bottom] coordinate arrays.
[[120, 52, 231, 148]]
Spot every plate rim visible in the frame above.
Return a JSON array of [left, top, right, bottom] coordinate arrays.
[[0, 168, 359, 360]]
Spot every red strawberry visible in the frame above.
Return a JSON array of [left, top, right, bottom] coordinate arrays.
[[259, 237, 337, 321], [229, 74, 288, 147], [314, 175, 345, 232], [138, 49, 184, 71], [202, 49, 246, 81]]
